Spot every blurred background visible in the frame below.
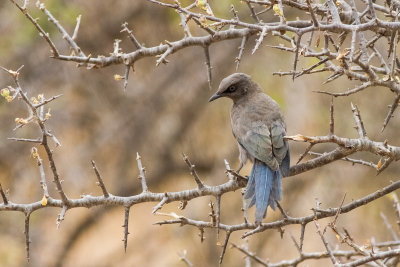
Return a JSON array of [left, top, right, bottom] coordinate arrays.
[[0, 0, 399, 266]]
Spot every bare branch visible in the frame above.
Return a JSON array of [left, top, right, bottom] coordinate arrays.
[[241, 189, 249, 224], [300, 223, 306, 251], [8, 0, 59, 57], [326, 0, 342, 23], [252, 27, 267, 54], [244, 0, 260, 23], [183, 154, 205, 189], [232, 242, 366, 267], [306, 0, 319, 27], [367, 0, 377, 18], [351, 103, 367, 138], [330, 97, 335, 135], [178, 250, 193, 267], [219, 231, 231, 264], [231, 243, 268, 266], [342, 249, 400, 267], [72, 15, 82, 41], [137, 152, 149, 192], [153, 193, 169, 214], [36, 1, 85, 57], [121, 22, 143, 49], [381, 93, 400, 132], [178, 11, 192, 38], [236, 35, 248, 71], [204, 46, 212, 88], [122, 206, 131, 252], [91, 160, 109, 198], [216, 194, 221, 239], [152, 180, 400, 239], [24, 213, 31, 262], [292, 33, 303, 80], [314, 81, 373, 97], [309, 152, 378, 169], [0, 183, 8, 205], [380, 212, 399, 241], [314, 219, 339, 266], [7, 2, 400, 265], [8, 137, 42, 143], [56, 206, 67, 229], [33, 148, 49, 197]]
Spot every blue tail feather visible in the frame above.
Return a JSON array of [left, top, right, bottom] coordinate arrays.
[[280, 147, 290, 177], [255, 162, 271, 223], [268, 170, 282, 210], [245, 159, 283, 223], [244, 163, 256, 200]]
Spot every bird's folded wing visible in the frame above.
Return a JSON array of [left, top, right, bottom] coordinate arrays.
[[239, 121, 279, 171], [271, 120, 289, 162]]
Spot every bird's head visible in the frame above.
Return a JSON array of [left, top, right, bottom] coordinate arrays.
[[209, 73, 257, 103]]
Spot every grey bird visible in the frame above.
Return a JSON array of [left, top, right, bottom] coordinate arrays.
[[209, 73, 290, 224]]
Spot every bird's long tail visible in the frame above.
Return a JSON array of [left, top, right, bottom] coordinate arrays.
[[244, 159, 282, 224]]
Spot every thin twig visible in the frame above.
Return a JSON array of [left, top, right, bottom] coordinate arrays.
[[292, 33, 303, 80], [252, 27, 267, 54], [178, 11, 192, 38], [380, 212, 399, 241], [204, 46, 212, 88], [153, 193, 169, 213], [309, 152, 378, 169], [183, 153, 204, 189], [122, 206, 131, 252], [244, 0, 260, 23], [37, 1, 85, 57], [56, 205, 67, 229], [216, 194, 221, 239], [219, 231, 231, 264], [137, 152, 149, 192], [0, 183, 8, 205], [314, 220, 339, 266], [34, 149, 49, 197], [24, 213, 31, 262], [72, 15, 82, 41], [91, 160, 109, 198], [313, 81, 373, 97], [8, 0, 59, 57], [231, 243, 269, 266], [381, 93, 400, 132], [330, 97, 334, 135], [236, 35, 248, 71], [123, 64, 131, 91], [306, 0, 319, 27], [296, 143, 314, 164], [178, 250, 193, 267], [351, 103, 367, 138], [300, 223, 306, 251], [8, 137, 42, 143], [121, 22, 143, 49]]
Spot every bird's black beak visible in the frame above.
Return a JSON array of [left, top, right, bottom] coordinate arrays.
[[209, 93, 221, 102]]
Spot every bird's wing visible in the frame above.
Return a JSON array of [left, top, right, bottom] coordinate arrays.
[[238, 121, 279, 171], [271, 120, 289, 161], [239, 120, 289, 172], [271, 120, 290, 176]]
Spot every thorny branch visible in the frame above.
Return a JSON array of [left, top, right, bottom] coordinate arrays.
[[4, 0, 400, 265], [7, 0, 400, 132], [2, 66, 400, 265]]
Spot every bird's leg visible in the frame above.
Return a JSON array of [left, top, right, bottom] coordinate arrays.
[[236, 162, 244, 173], [236, 143, 248, 173]]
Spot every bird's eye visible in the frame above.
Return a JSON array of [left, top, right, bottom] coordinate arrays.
[[227, 85, 236, 92]]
